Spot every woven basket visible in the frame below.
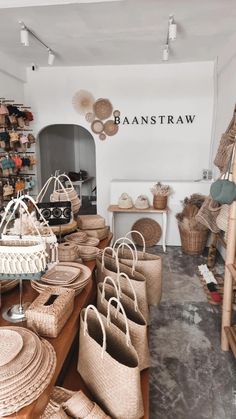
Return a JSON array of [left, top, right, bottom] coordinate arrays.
[[77, 214, 105, 230], [178, 224, 209, 255], [153, 195, 168, 210], [40, 400, 69, 419], [58, 242, 78, 262], [195, 197, 221, 233], [82, 226, 110, 241], [216, 204, 229, 233], [26, 287, 75, 338]]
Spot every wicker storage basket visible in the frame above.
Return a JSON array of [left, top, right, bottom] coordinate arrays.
[[178, 224, 209, 255], [26, 287, 75, 338], [58, 242, 78, 262], [77, 214, 105, 230], [153, 195, 168, 210], [40, 400, 69, 419]]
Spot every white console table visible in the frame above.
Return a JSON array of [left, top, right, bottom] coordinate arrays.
[[108, 205, 168, 252]]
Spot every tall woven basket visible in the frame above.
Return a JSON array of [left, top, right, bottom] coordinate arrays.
[[178, 224, 209, 255], [153, 195, 167, 210]]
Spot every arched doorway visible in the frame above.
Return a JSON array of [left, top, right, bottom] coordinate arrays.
[[38, 124, 96, 213]]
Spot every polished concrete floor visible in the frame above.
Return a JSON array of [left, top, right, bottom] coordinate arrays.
[[148, 246, 236, 419]]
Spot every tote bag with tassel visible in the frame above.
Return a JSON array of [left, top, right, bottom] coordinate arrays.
[[97, 274, 150, 371], [78, 304, 144, 419], [96, 246, 149, 323]]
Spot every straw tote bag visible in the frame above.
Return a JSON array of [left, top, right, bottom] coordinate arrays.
[[97, 275, 150, 371], [2, 195, 58, 265], [78, 304, 144, 419], [36, 176, 72, 226], [114, 231, 163, 305], [51, 173, 81, 215], [96, 246, 149, 323], [0, 198, 47, 278]]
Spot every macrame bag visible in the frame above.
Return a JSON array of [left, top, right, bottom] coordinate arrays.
[[78, 304, 144, 419], [0, 198, 47, 279], [97, 274, 150, 371]]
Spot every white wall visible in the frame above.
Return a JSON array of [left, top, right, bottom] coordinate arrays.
[[0, 70, 25, 104], [24, 62, 214, 220]]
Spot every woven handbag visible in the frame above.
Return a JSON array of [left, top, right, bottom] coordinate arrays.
[[114, 231, 163, 305], [195, 196, 221, 233], [0, 198, 47, 279], [118, 193, 133, 209], [78, 304, 144, 419], [51, 173, 81, 215], [134, 195, 150, 209], [97, 275, 150, 371], [37, 176, 72, 226], [216, 204, 229, 233], [96, 246, 149, 323]]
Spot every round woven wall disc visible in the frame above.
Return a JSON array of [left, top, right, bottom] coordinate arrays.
[[93, 99, 113, 120], [85, 112, 95, 123], [72, 90, 95, 115], [104, 120, 119, 136], [113, 109, 120, 117], [0, 330, 23, 366], [131, 218, 162, 247], [99, 132, 106, 141], [91, 120, 104, 134]]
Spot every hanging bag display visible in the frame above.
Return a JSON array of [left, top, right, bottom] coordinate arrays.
[[114, 231, 163, 305], [0, 198, 47, 278], [51, 173, 81, 215], [210, 145, 236, 205], [78, 304, 144, 419], [97, 274, 150, 371], [36, 176, 72, 226], [96, 246, 149, 323]]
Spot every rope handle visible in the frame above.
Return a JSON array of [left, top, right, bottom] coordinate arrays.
[[36, 175, 70, 203], [83, 304, 106, 359], [116, 242, 137, 275], [0, 198, 43, 240], [101, 275, 120, 301], [54, 173, 74, 192], [125, 230, 146, 254], [113, 236, 138, 262], [117, 272, 138, 312], [107, 297, 131, 347]]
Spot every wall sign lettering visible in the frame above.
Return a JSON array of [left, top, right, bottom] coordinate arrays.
[[114, 114, 196, 125]]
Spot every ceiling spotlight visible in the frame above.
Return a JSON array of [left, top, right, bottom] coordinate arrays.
[[19, 23, 29, 46], [162, 44, 169, 61], [168, 15, 177, 40], [48, 49, 55, 65]]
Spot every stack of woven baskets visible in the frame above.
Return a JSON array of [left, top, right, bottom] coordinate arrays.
[[77, 215, 109, 241], [0, 326, 56, 417]]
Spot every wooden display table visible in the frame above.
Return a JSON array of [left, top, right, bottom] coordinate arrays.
[[51, 219, 78, 236], [108, 204, 168, 252], [0, 232, 149, 419]]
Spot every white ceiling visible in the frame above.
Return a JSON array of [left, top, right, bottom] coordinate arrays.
[[0, 0, 236, 67]]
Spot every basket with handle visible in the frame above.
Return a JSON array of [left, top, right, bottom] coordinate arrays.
[[52, 173, 81, 215], [0, 198, 47, 279]]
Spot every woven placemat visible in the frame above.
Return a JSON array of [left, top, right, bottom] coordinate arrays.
[[131, 218, 162, 247]]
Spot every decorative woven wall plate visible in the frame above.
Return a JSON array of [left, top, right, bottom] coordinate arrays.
[[104, 120, 119, 136], [72, 90, 95, 115], [91, 120, 104, 134], [85, 112, 95, 123], [93, 99, 113, 120], [131, 218, 162, 247]]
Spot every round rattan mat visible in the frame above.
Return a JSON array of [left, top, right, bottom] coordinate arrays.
[[131, 218, 162, 247], [104, 120, 119, 136], [93, 99, 113, 120]]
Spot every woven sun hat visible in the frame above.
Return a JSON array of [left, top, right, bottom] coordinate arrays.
[[0, 326, 56, 417], [131, 218, 162, 247], [93, 98, 113, 120], [77, 214, 106, 230], [118, 193, 133, 209], [72, 90, 95, 115], [103, 120, 119, 136]]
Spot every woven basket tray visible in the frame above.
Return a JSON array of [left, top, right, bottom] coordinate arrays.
[[81, 226, 110, 240], [131, 218, 162, 247]]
